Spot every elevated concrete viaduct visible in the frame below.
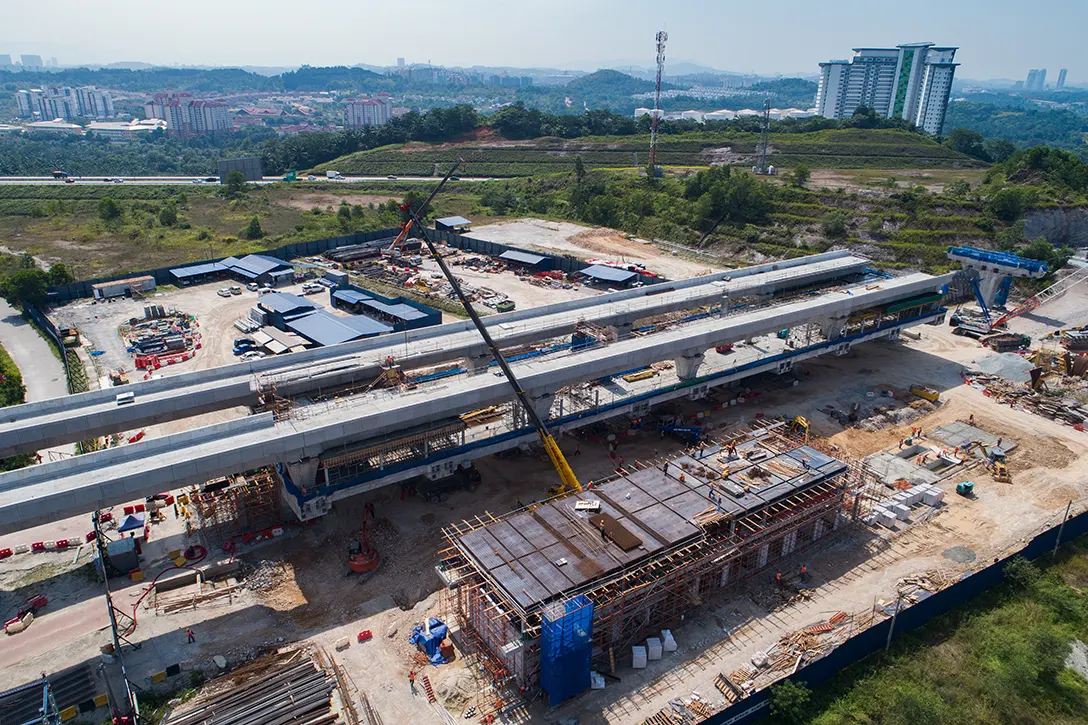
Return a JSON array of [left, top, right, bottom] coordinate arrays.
[[0, 271, 951, 535], [0, 252, 869, 458]]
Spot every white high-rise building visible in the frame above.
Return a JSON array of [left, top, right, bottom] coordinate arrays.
[[74, 86, 115, 119], [815, 43, 959, 135], [1056, 69, 1068, 90], [16, 86, 114, 119], [144, 92, 230, 136], [20, 54, 43, 70], [342, 94, 393, 128]]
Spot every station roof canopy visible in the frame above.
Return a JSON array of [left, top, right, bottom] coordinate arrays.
[[170, 262, 226, 279], [435, 215, 472, 227], [286, 310, 392, 346], [332, 289, 373, 305], [258, 292, 319, 315], [498, 250, 546, 266], [580, 264, 638, 283]]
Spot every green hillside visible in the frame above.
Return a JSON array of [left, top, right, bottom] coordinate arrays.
[[314, 129, 983, 178]]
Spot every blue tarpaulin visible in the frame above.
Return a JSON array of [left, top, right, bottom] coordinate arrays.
[[409, 617, 449, 665]]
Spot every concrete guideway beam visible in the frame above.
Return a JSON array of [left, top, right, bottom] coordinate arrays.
[[0, 253, 870, 458], [0, 271, 950, 535]]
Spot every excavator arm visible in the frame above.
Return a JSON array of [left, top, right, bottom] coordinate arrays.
[[402, 160, 582, 497]]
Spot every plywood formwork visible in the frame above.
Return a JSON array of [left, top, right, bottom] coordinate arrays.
[[438, 423, 875, 696]]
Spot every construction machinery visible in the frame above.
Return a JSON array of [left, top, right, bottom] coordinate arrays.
[[986, 447, 1011, 483], [348, 502, 379, 574], [909, 384, 940, 403], [956, 481, 975, 496], [403, 161, 582, 498]]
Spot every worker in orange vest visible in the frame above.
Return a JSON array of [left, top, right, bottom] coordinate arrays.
[[775, 571, 782, 586], [408, 670, 417, 694], [800, 563, 807, 577]]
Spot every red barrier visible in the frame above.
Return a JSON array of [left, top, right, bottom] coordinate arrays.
[[100, 512, 113, 522], [86, 532, 96, 542], [357, 630, 373, 643], [55, 539, 70, 549], [123, 506, 134, 515], [30, 542, 45, 552], [134, 503, 145, 513], [0, 548, 12, 559]]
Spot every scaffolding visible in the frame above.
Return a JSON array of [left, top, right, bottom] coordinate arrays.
[[438, 423, 876, 700], [191, 467, 284, 551]]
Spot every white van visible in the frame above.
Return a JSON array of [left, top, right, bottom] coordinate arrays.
[[115, 392, 135, 406]]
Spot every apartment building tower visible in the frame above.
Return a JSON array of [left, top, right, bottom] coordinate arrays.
[[16, 86, 114, 120], [815, 43, 959, 135], [342, 94, 392, 128], [144, 92, 230, 136], [1056, 68, 1068, 90]]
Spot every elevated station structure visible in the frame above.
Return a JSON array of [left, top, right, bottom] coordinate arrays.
[[0, 252, 869, 460], [0, 255, 951, 535]]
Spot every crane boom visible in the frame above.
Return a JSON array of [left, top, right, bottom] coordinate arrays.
[[402, 160, 582, 496], [990, 265, 1088, 330]]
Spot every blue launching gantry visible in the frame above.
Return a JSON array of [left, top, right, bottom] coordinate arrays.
[[946, 246, 1048, 316]]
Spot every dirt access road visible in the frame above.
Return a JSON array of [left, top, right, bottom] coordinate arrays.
[[467, 219, 722, 280]]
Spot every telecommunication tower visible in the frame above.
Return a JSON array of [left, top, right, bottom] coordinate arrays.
[[648, 30, 668, 173], [757, 98, 771, 174]]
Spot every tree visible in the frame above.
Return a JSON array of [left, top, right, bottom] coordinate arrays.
[[158, 204, 178, 226], [944, 128, 989, 160], [240, 215, 264, 240], [574, 156, 586, 185], [1, 269, 49, 306], [769, 680, 810, 724], [822, 211, 848, 238], [398, 190, 432, 223], [985, 138, 1017, 163], [98, 196, 122, 222], [789, 164, 811, 188], [222, 170, 249, 199], [47, 263, 74, 286], [18, 252, 36, 270]]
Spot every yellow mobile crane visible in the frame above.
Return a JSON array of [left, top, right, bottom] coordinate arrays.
[[403, 161, 581, 497]]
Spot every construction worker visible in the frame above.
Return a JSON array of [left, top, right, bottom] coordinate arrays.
[[408, 670, 417, 694], [186, 627, 195, 644], [618, 456, 624, 467], [800, 563, 807, 577], [574, 443, 581, 456], [898, 439, 905, 450], [968, 413, 975, 425], [775, 571, 782, 586], [599, 521, 607, 541]]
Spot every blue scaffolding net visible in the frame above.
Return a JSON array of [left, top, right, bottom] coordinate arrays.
[[540, 595, 594, 706]]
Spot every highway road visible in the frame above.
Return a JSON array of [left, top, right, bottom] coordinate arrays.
[[0, 175, 491, 186]]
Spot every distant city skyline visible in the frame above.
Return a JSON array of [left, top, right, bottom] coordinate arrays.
[[1, 0, 1083, 83]]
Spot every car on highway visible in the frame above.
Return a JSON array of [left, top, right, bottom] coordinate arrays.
[[64, 178, 75, 183], [112, 178, 124, 183], [191, 179, 204, 184], [241, 350, 266, 361], [387, 175, 397, 180], [216, 288, 232, 298], [204, 177, 218, 183], [306, 175, 316, 181]]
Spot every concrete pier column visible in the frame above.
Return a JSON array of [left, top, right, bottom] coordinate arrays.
[[285, 457, 320, 492], [674, 350, 706, 381], [464, 352, 493, 374], [821, 314, 848, 341], [607, 321, 633, 340], [528, 390, 555, 420]]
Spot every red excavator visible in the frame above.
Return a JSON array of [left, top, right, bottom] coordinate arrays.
[[348, 502, 379, 574]]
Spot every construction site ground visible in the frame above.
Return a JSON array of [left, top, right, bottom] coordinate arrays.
[[5, 284, 1088, 723], [467, 219, 722, 280]]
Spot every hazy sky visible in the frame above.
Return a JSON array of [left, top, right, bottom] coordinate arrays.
[[2, 0, 1083, 81]]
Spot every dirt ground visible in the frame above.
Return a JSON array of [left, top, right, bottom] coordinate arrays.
[[468, 219, 722, 280], [272, 192, 400, 212], [9, 279, 1088, 722], [805, 168, 987, 194]]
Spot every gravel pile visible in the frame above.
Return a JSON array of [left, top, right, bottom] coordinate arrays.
[[970, 353, 1034, 384], [244, 560, 287, 591]]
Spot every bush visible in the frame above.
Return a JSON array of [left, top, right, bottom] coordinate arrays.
[[98, 196, 122, 222], [158, 204, 178, 226], [769, 680, 810, 724]]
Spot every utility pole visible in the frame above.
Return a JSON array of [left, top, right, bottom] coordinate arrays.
[[757, 98, 771, 174], [1053, 499, 1073, 556], [885, 590, 905, 652], [648, 30, 668, 175]]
